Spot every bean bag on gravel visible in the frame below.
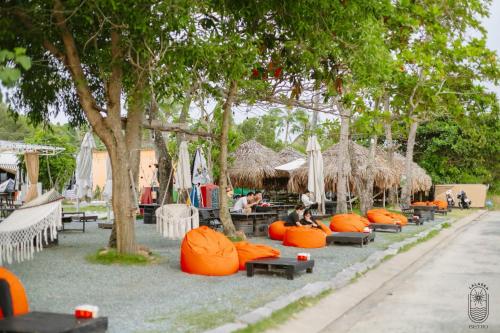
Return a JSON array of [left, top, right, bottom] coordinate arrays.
[[0, 268, 29, 319], [318, 222, 333, 235], [283, 226, 326, 248], [367, 210, 397, 225], [180, 226, 239, 276], [432, 200, 448, 209], [330, 214, 366, 232], [268, 220, 288, 241], [234, 241, 280, 270]]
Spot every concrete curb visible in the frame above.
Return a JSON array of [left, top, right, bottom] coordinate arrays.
[[204, 210, 487, 333]]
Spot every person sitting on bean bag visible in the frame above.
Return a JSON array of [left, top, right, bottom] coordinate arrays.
[[298, 209, 321, 229], [284, 204, 305, 227]]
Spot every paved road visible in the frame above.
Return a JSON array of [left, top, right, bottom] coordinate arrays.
[[323, 211, 500, 333]]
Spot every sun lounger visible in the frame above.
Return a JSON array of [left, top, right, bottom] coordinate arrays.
[[326, 232, 375, 247], [369, 223, 402, 233], [245, 257, 314, 280]]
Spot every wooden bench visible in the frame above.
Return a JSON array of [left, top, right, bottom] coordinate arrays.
[[369, 223, 402, 233], [246, 257, 315, 280], [327, 232, 375, 247], [402, 208, 423, 225]]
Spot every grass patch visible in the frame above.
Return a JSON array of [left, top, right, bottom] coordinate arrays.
[[86, 248, 160, 265], [228, 235, 246, 242], [175, 310, 236, 332], [399, 229, 440, 253], [441, 222, 451, 228], [63, 204, 108, 213], [235, 290, 331, 333]]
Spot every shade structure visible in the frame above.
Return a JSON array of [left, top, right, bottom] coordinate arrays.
[[75, 132, 96, 199], [192, 148, 210, 185], [306, 136, 325, 214], [175, 141, 192, 191], [275, 158, 306, 172], [103, 154, 112, 202], [24, 152, 39, 202]]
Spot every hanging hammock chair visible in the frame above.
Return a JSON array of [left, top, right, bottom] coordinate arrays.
[[156, 204, 199, 240]]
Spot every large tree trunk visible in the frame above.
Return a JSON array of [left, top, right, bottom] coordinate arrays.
[[400, 119, 419, 208], [336, 102, 351, 214], [384, 120, 398, 206], [218, 81, 238, 237], [359, 135, 378, 215]]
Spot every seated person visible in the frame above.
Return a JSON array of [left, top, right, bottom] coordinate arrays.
[[285, 204, 305, 226], [231, 192, 257, 213], [298, 209, 321, 228], [301, 191, 319, 210], [253, 191, 263, 205]]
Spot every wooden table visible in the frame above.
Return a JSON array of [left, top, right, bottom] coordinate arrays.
[[61, 212, 87, 232], [230, 212, 279, 236], [255, 205, 294, 219], [246, 257, 315, 280], [368, 223, 402, 233], [0, 311, 108, 333], [327, 232, 375, 247], [410, 205, 436, 222]]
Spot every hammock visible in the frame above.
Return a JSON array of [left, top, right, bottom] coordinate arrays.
[[0, 189, 63, 265], [156, 204, 199, 240]]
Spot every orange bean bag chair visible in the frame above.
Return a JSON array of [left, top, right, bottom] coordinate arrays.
[[0, 268, 29, 319], [412, 201, 428, 206], [234, 241, 280, 270], [283, 227, 326, 248], [318, 222, 333, 235], [432, 200, 448, 209], [330, 214, 366, 232], [387, 212, 408, 226], [180, 226, 239, 276], [268, 220, 289, 241], [367, 210, 397, 225]]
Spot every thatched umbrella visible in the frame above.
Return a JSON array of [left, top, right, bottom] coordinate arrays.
[[288, 142, 398, 193], [228, 140, 282, 189], [278, 147, 305, 164]]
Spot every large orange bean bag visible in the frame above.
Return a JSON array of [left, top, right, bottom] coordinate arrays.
[[283, 227, 326, 248], [268, 220, 288, 240], [388, 212, 408, 226], [412, 201, 428, 206], [367, 210, 397, 225], [0, 268, 29, 319], [330, 214, 366, 232], [432, 200, 447, 209], [180, 226, 239, 276], [234, 241, 280, 270]]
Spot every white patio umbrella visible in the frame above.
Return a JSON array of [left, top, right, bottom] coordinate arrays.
[[192, 148, 211, 185], [175, 141, 192, 202], [307, 136, 325, 214], [103, 154, 113, 222], [75, 132, 96, 210]]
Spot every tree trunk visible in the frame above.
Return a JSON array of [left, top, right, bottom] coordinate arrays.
[[218, 81, 238, 237], [336, 102, 351, 214], [362, 135, 377, 215], [383, 95, 397, 206], [400, 119, 419, 208]]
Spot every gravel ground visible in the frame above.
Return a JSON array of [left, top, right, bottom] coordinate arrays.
[[5, 216, 448, 333]]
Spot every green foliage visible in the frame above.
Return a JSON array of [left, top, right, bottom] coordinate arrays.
[[0, 104, 33, 140], [0, 47, 31, 102]]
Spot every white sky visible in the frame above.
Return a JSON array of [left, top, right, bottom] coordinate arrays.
[[29, 1, 500, 126]]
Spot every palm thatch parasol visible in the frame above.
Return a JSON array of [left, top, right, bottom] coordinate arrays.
[[288, 141, 398, 193], [278, 147, 305, 164], [228, 140, 282, 189]]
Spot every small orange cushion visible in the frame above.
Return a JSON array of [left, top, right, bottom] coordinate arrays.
[[268, 220, 289, 241], [180, 226, 239, 276], [0, 268, 29, 319], [234, 241, 280, 270], [283, 227, 326, 248]]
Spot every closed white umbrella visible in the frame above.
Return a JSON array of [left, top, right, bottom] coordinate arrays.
[[307, 136, 325, 214], [76, 132, 96, 209], [192, 148, 210, 185], [175, 142, 192, 201]]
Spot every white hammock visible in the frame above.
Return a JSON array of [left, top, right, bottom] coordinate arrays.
[[0, 192, 62, 265], [156, 204, 199, 240]]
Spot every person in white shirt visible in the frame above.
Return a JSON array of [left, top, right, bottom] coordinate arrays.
[[231, 192, 256, 212], [301, 190, 318, 210]]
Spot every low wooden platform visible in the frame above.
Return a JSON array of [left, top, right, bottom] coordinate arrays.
[[246, 257, 314, 280], [369, 223, 402, 233], [98, 222, 113, 229], [327, 232, 375, 247]]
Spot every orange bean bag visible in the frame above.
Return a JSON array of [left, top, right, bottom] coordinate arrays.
[[318, 222, 333, 235], [268, 220, 289, 241], [367, 210, 397, 225], [0, 268, 29, 319], [283, 227, 326, 248], [330, 214, 366, 232], [234, 241, 280, 270], [388, 212, 408, 226], [412, 201, 428, 206], [432, 200, 448, 209], [180, 226, 239, 276]]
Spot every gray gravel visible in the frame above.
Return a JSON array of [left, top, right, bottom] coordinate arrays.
[[5, 217, 446, 333]]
